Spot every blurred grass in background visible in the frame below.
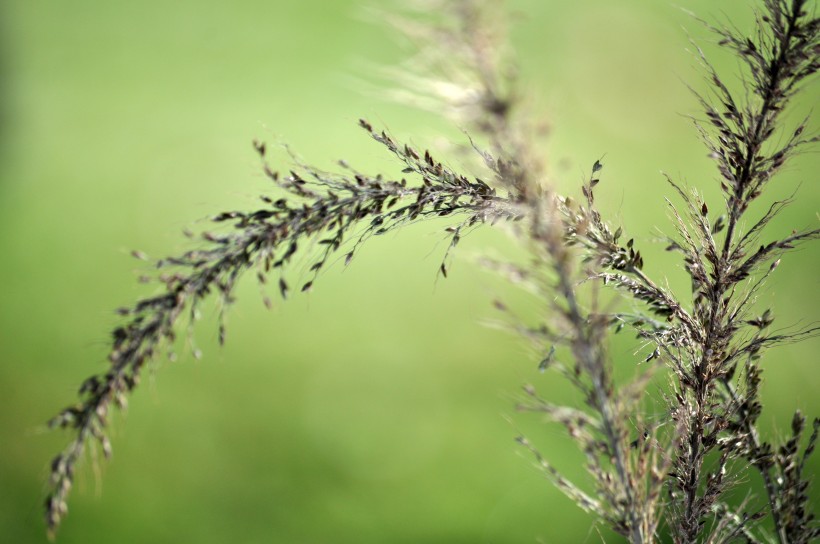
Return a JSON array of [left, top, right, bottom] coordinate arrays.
[[0, 1, 817, 542]]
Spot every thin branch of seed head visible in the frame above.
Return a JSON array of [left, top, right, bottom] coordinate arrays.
[[43, 120, 519, 537]]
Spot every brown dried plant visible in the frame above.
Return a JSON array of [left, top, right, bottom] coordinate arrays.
[[44, 1, 819, 542]]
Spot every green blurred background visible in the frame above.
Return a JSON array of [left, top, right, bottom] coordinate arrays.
[[1, 1, 817, 542]]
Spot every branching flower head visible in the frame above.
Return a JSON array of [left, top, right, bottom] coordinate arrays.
[[43, 1, 819, 542]]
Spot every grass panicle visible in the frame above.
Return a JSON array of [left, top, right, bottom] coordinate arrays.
[[44, 0, 818, 541]]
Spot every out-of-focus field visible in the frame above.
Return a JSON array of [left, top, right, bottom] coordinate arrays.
[[1, 1, 817, 542]]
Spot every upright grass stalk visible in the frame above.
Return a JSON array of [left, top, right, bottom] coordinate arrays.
[[44, 1, 818, 541]]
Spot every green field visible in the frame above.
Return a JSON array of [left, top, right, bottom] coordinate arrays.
[[1, 1, 817, 542]]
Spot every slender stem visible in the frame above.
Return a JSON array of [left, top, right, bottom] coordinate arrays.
[[550, 236, 645, 544], [716, 6, 803, 542]]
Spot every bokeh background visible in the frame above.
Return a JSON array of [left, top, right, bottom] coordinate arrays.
[[1, 1, 817, 542]]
